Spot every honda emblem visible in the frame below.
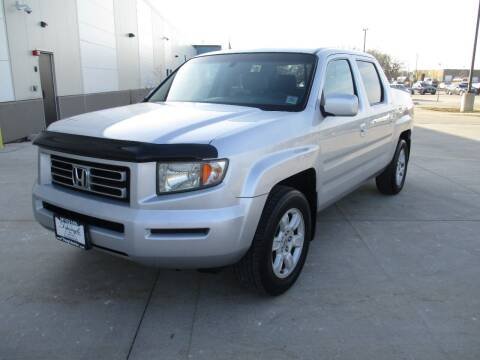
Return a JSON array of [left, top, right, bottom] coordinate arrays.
[[72, 166, 89, 189]]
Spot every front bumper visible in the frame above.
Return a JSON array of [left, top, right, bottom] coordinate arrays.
[[33, 183, 267, 268]]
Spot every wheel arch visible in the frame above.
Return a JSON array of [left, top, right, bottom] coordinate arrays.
[[399, 129, 411, 158], [241, 145, 318, 198], [275, 168, 318, 240]]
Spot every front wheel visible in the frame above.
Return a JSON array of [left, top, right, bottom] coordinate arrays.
[[376, 139, 409, 195], [234, 186, 311, 295]]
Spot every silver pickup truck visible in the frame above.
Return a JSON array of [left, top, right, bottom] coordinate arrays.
[[33, 48, 413, 295]]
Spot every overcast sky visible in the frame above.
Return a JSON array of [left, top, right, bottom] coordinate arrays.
[[153, 0, 480, 70]]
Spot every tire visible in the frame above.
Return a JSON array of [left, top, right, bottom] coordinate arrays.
[[431, 90, 436, 95], [375, 139, 409, 195], [234, 185, 311, 295]]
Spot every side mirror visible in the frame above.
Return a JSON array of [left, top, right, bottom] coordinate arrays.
[[323, 94, 358, 117]]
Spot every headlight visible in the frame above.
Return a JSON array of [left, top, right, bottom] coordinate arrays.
[[157, 160, 228, 194]]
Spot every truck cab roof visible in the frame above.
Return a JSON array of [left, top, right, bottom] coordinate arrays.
[[195, 47, 376, 59]]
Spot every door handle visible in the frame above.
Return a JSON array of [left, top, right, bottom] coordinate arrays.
[[371, 114, 391, 126], [360, 123, 367, 136]]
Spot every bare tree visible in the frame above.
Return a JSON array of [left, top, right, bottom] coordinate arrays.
[[367, 49, 403, 82]]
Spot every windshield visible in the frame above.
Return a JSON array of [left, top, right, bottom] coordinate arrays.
[[148, 53, 317, 111]]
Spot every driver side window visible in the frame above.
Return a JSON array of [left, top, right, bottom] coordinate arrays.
[[323, 59, 356, 97]]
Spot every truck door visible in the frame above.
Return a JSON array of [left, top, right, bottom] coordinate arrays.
[[316, 57, 370, 206], [354, 60, 395, 173]]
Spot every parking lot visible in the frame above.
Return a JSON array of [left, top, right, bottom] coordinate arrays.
[[1, 107, 480, 359]]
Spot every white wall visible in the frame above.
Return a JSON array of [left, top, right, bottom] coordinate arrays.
[[77, 0, 118, 93], [4, 0, 41, 101], [0, 0, 14, 101], [40, 0, 83, 97], [3, 0, 83, 100], [114, 0, 140, 91], [2, 0, 196, 102], [152, 11, 166, 80], [136, 0, 156, 88], [137, 0, 196, 88], [160, 20, 196, 73]]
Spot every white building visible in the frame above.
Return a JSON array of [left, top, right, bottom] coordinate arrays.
[[0, 0, 198, 142]]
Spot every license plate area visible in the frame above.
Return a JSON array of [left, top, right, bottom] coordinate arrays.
[[54, 215, 90, 250]]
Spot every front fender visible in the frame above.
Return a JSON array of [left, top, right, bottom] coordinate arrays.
[[240, 145, 319, 198]]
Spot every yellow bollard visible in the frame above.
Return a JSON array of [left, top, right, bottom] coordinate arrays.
[[0, 128, 3, 149]]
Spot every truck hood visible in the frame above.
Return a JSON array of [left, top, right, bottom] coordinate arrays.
[[47, 102, 285, 144]]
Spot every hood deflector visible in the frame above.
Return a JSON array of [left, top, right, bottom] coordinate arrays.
[[33, 131, 218, 162]]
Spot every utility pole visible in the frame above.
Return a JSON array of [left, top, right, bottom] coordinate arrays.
[[362, 28, 368, 52], [468, 0, 480, 92], [461, 0, 480, 112], [437, 63, 441, 102], [415, 53, 419, 82]]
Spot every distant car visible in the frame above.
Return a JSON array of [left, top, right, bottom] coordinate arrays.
[[412, 81, 436, 95], [472, 83, 480, 95], [423, 78, 438, 88], [390, 83, 412, 94], [438, 82, 451, 90], [445, 83, 457, 95], [447, 82, 468, 95]]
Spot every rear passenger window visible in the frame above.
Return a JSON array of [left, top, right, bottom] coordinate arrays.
[[323, 59, 356, 97], [356, 61, 384, 105]]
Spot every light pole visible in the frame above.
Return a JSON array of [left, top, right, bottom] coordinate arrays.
[[468, 0, 480, 93], [415, 53, 419, 82], [462, 0, 480, 112], [437, 63, 442, 103], [363, 28, 368, 52]]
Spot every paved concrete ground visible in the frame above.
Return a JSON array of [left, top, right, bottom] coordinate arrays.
[[1, 108, 480, 359], [412, 93, 480, 111]]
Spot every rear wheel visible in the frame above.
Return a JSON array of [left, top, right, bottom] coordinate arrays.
[[376, 139, 409, 195], [234, 186, 311, 295]]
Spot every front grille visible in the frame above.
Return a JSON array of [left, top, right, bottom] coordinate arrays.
[[50, 155, 130, 201]]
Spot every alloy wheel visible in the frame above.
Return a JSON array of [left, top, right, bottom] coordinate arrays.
[[396, 148, 406, 186], [271, 208, 305, 279]]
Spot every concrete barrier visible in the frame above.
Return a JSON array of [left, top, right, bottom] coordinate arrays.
[[461, 93, 475, 112]]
